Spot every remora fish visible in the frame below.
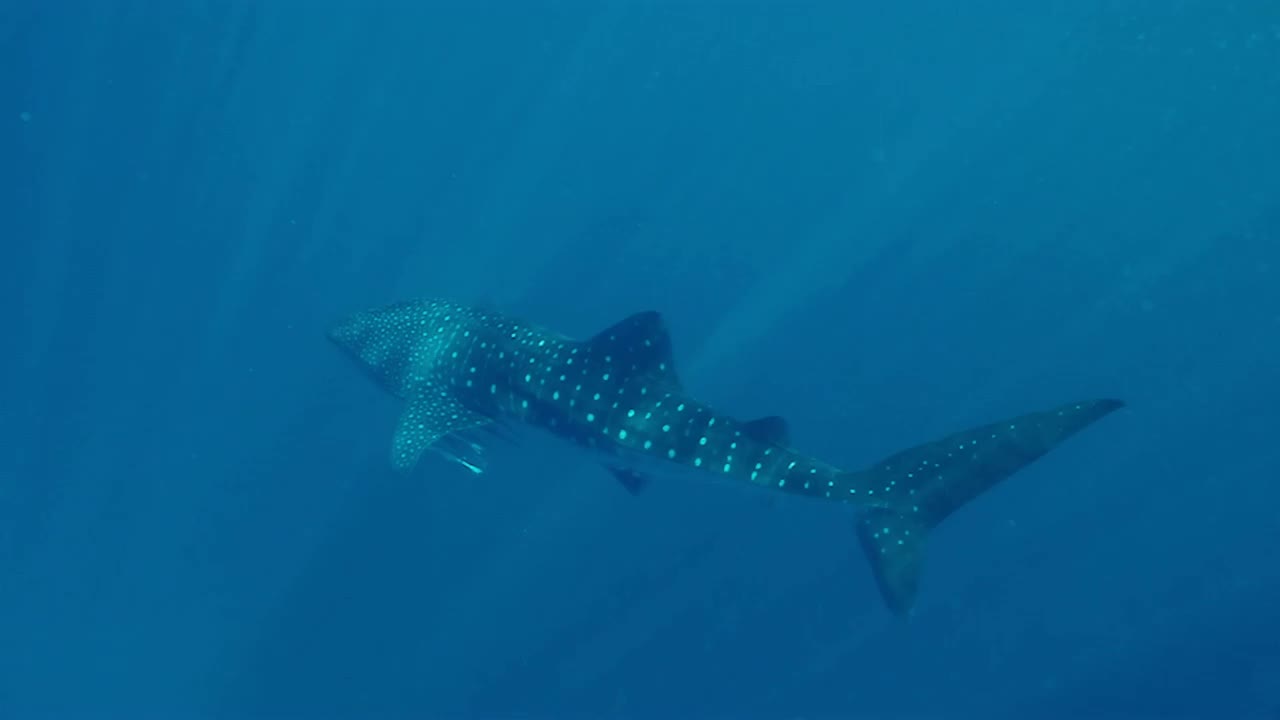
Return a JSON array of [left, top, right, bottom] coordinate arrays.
[[329, 299, 1122, 614]]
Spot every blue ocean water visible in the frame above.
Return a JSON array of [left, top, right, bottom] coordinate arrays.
[[2, 1, 1278, 717]]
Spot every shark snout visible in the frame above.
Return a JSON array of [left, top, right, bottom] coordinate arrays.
[[327, 312, 368, 353]]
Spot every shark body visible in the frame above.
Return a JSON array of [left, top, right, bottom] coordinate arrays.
[[329, 298, 1122, 614]]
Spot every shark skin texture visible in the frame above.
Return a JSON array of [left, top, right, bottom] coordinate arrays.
[[329, 298, 1123, 615]]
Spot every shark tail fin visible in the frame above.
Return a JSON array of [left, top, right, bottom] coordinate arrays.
[[845, 398, 1124, 615]]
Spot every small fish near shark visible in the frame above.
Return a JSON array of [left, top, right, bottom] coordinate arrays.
[[329, 298, 1123, 615]]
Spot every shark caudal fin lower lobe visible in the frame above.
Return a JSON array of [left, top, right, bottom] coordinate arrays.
[[845, 398, 1124, 615]]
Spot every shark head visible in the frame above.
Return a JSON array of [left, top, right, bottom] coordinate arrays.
[[328, 307, 400, 383], [326, 300, 465, 397], [327, 307, 378, 355]]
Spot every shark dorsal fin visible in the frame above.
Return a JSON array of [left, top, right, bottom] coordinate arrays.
[[742, 415, 791, 446], [585, 311, 681, 390]]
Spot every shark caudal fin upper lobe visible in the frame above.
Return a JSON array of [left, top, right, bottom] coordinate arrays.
[[845, 398, 1124, 615]]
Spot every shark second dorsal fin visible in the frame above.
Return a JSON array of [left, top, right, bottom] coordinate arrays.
[[392, 382, 493, 472], [743, 415, 790, 445], [585, 311, 682, 391]]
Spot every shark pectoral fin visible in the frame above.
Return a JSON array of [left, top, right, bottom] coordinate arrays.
[[846, 398, 1124, 614], [606, 466, 650, 495], [391, 388, 493, 472]]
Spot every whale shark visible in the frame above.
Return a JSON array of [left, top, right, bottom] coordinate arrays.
[[329, 298, 1122, 614]]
